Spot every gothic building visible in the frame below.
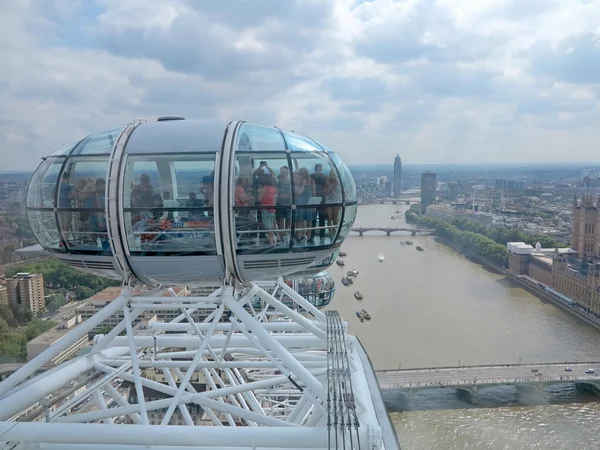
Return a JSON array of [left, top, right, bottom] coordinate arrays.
[[507, 243, 600, 315], [572, 194, 600, 257]]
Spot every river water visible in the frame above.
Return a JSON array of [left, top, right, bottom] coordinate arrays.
[[326, 203, 600, 450]]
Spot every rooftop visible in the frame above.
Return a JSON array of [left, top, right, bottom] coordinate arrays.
[[532, 255, 553, 266], [28, 322, 83, 346], [88, 287, 145, 304]]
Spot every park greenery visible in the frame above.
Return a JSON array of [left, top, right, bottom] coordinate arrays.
[[405, 204, 567, 268], [6, 259, 119, 302], [1, 260, 118, 360], [0, 304, 56, 361]]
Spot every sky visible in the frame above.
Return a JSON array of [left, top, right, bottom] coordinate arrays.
[[1, 0, 600, 170]]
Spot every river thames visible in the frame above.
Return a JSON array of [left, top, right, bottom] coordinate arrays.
[[326, 203, 600, 450]]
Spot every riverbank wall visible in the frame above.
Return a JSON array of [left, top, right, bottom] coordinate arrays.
[[506, 273, 600, 332], [432, 236, 600, 332]]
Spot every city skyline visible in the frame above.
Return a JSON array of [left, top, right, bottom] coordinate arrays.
[[2, 1, 600, 170]]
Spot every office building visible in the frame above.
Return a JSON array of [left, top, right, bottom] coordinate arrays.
[[393, 155, 402, 197], [26, 315, 87, 365], [6, 273, 45, 315], [384, 181, 392, 197], [420, 171, 437, 214]]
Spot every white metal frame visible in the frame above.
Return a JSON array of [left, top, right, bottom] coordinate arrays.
[[0, 278, 384, 450]]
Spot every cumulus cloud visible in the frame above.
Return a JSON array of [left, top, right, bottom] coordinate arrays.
[[1, 0, 600, 170]]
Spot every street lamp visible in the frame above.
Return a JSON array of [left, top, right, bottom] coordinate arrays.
[[458, 359, 461, 367], [398, 362, 402, 370], [519, 357, 522, 366]]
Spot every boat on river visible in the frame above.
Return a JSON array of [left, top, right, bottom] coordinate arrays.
[[341, 277, 350, 286], [416, 246, 424, 252], [356, 309, 371, 321], [336, 259, 345, 266], [378, 254, 385, 262], [354, 291, 363, 300], [352, 269, 359, 276], [345, 276, 354, 285], [339, 251, 347, 257], [406, 240, 413, 246]]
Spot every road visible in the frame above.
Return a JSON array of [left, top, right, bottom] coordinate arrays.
[[376, 362, 600, 389]]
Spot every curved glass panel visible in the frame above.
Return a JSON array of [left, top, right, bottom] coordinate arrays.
[[27, 209, 60, 249], [335, 203, 357, 244], [50, 139, 80, 156], [123, 154, 217, 254], [27, 157, 65, 208], [235, 124, 286, 151], [233, 153, 291, 253], [281, 132, 323, 152], [290, 153, 341, 248], [72, 128, 121, 155], [328, 152, 357, 202], [57, 157, 110, 253]]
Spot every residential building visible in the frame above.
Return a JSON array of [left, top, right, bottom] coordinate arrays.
[[6, 272, 45, 315], [0, 285, 8, 306], [393, 155, 402, 197]]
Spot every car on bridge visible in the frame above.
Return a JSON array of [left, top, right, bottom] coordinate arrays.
[[564, 367, 573, 372], [585, 368, 595, 374]]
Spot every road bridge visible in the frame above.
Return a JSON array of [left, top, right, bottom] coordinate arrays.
[[376, 361, 600, 404], [358, 197, 420, 205], [350, 227, 434, 236]]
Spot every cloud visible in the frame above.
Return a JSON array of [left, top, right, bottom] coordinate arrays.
[[532, 33, 600, 85], [1, 0, 600, 170]]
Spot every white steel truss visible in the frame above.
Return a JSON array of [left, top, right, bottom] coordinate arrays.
[[0, 278, 387, 450]]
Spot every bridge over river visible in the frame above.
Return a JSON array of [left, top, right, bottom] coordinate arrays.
[[376, 362, 600, 404], [350, 227, 434, 236]]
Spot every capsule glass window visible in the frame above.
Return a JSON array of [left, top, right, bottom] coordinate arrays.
[[123, 154, 217, 255], [27, 157, 65, 209], [233, 153, 291, 253], [327, 152, 357, 202], [289, 152, 341, 247], [335, 203, 357, 244], [57, 157, 110, 253]]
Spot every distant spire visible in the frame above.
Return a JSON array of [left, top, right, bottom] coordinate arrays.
[[573, 193, 578, 207]]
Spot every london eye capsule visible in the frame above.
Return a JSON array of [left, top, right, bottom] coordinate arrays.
[[25, 119, 358, 285]]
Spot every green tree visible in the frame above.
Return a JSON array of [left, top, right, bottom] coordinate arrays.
[[46, 293, 66, 312]]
